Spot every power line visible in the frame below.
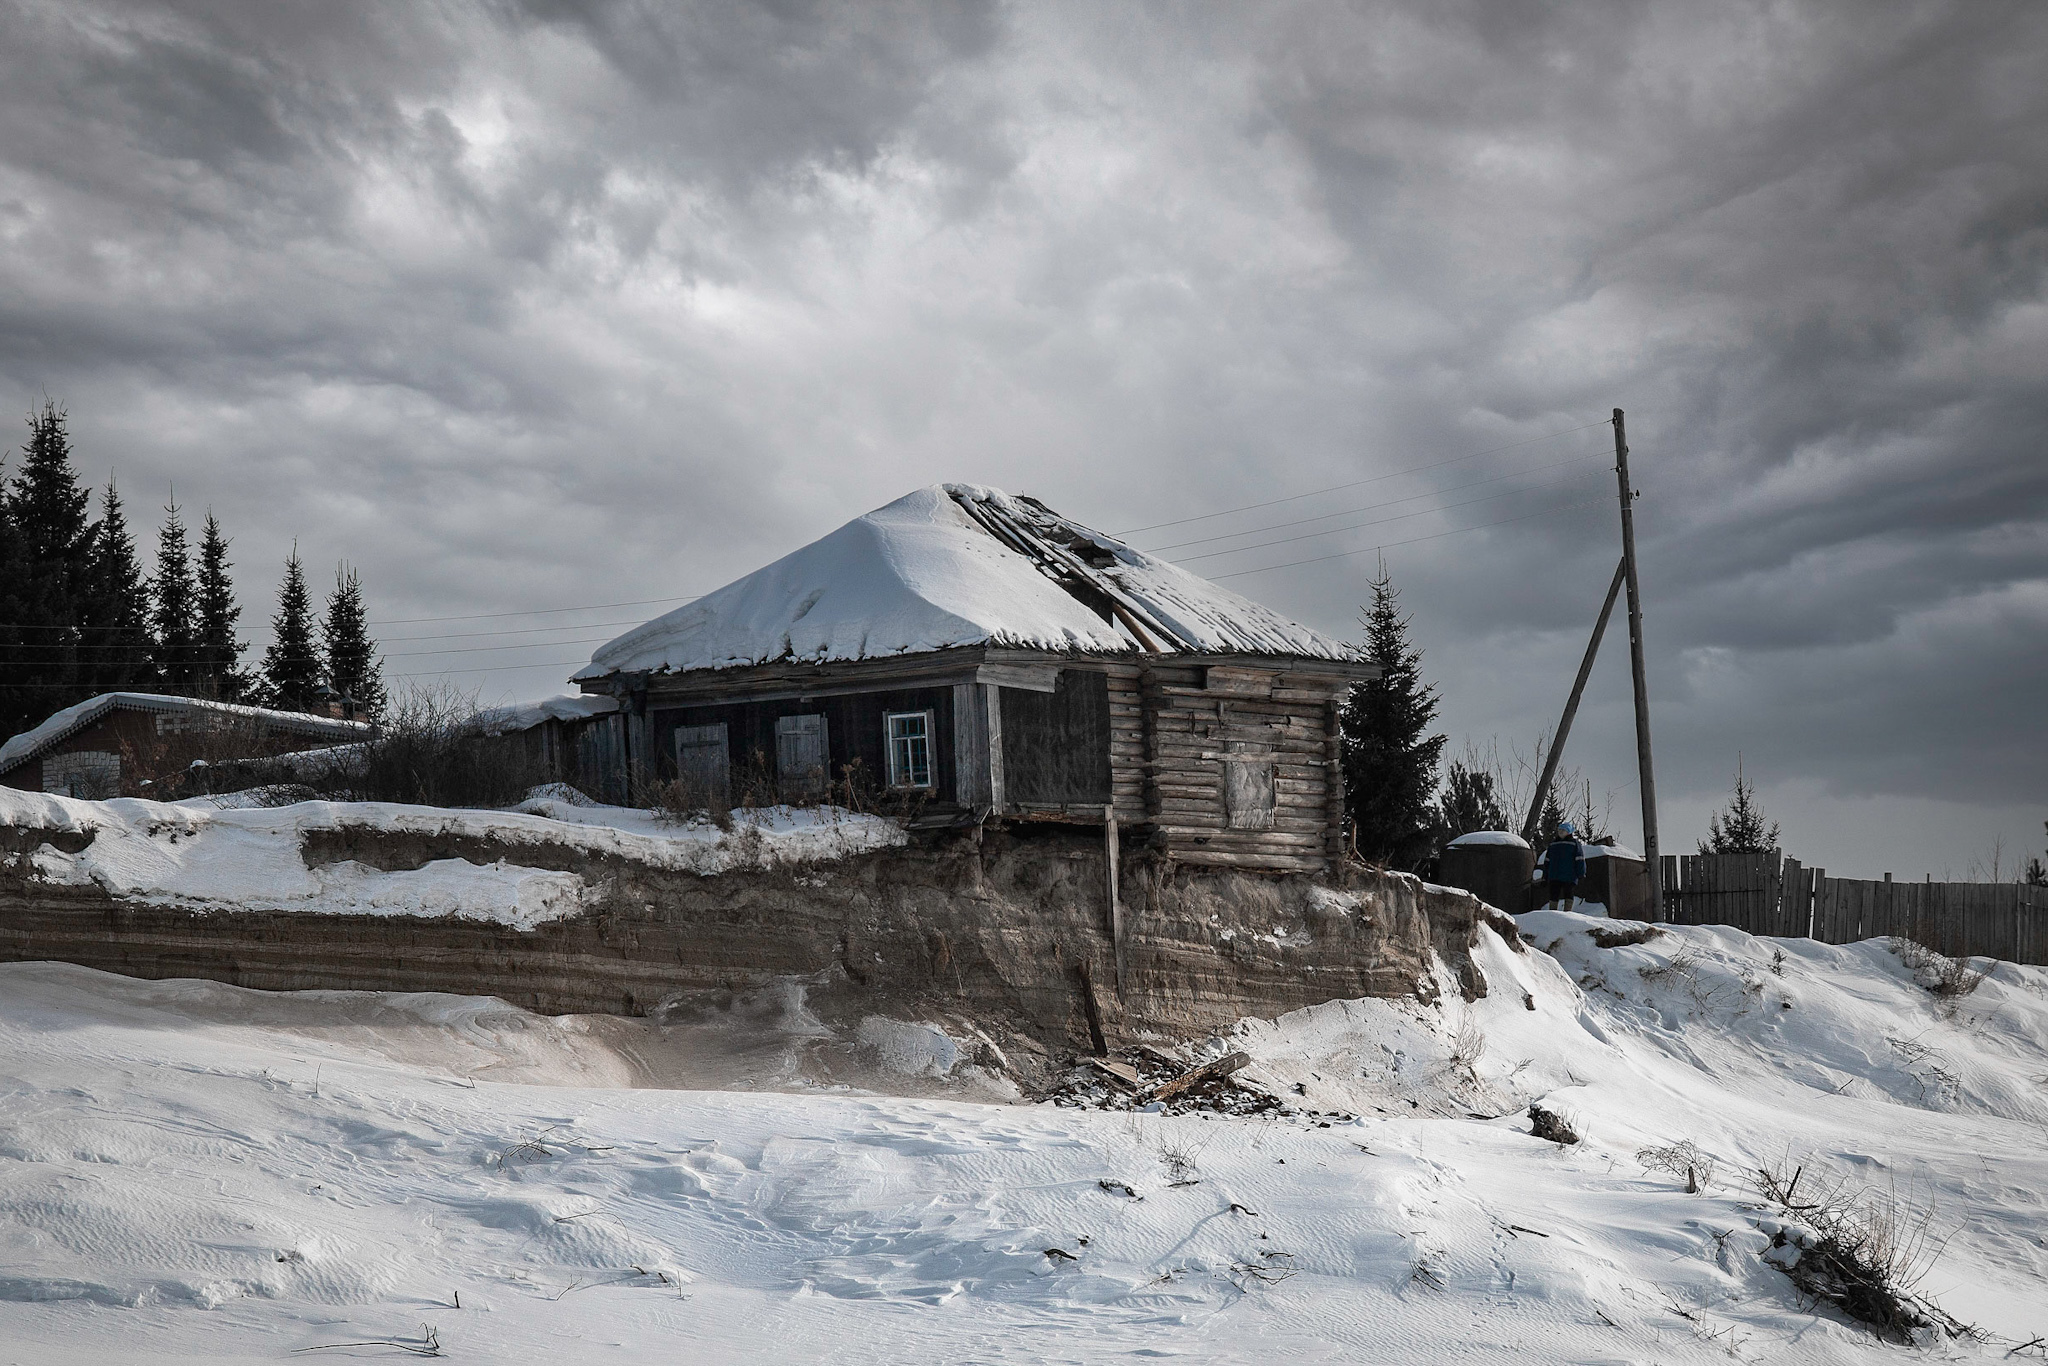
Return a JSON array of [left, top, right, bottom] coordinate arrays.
[[381, 636, 611, 660], [393, 658, 596, 679], [1142, 449, 1611, 554], [1209, 493, 1611, 580], [369, 595, 697, 627], [1169, 467, 1611, 564], [378, 618, 647, 645], [1113, 418, 1612, 537]]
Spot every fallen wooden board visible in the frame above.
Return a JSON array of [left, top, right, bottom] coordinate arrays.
[[1140, 1051, 1251, 1104], [1090, 1058, 1142, 1090]]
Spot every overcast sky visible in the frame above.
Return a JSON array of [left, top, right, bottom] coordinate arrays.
[[3, 1, 2043, 877]]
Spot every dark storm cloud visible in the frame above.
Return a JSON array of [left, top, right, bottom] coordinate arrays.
[[0, 0, 2042, 870]]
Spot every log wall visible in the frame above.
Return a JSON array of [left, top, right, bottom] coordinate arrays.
[[1121, 662, 1350, 875]]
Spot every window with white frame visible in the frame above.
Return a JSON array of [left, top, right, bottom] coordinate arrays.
[[885, 710, 935, 790]]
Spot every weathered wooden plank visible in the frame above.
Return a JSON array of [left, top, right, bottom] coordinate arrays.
[[1150, 822, 1321, 843], [1271, 687, 1347, 705], [1164, 848, 1327, 872], [1147, 736, 1328, 760]]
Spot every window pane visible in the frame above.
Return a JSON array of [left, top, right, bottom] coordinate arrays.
[[886, 712, 932, 788]]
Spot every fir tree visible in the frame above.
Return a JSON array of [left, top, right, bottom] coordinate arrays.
[[261, 547, 323, 712], [1699, 756, 1780, 854], [0, 465, 30, 736], [150, 497, 201, 695], [2027, 821, 2046, 887], [1340, 559, 1447, 870], [1, 400, 94, 729], [195, 512, 251, 703], [1432, 759, 1508, 841], [78, 480, 156, 695], [8, 399, 91, 580], [321, 562, 385, 720]]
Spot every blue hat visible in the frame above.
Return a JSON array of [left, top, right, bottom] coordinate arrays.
[[1557, 821, 1577, 836]]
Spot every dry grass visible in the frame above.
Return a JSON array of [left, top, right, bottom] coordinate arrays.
[[1636, 1139, 1717, 1193]]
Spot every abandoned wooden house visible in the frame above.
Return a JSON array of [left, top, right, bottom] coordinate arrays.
[[0, 692, 374, 799], [571, 484, 1376, 873]]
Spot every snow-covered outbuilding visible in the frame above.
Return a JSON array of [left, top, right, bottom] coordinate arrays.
[[572, 485, 1376, 872], [0, 692, 373, 799]]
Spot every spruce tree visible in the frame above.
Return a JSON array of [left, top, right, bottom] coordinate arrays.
[[321, 562, 385, 720], [2, 400, 94, 728], [150, 497, 201, 695], [1432, 760, 1508, 841], [78, 480, 156, 695], [260, 547, 322, 712], [1698, 756, 1780, 854], [0, 467, 30, 737], [195, 512, 251, 703], [1340, 559, 1447, 870]]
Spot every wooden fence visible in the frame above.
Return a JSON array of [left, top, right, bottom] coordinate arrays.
[[1659, 850, 2048, 966]]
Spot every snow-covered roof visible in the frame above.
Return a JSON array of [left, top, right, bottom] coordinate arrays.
[[1446, 830, 1531, 850], [575, 484, 1359, 682], [0, 693, 374, 773], [476, 694, 620, 735]]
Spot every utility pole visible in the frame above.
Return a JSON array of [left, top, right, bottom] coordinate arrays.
[[1613, 409, 1662, 917], [1521, 557, 1626, 845]]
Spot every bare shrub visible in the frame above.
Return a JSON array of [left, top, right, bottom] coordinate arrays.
[[1127, 1116, 1212, 1186], [1751, 1158, 1962, 1343], [1891, 939, 1989, 999], [1637, 1140, 1717, 1193], [343, 686, 573, 808], [1230, 1249, 1296, 1289], [180, 684, 568, 810], [1441, 1009, 1486, 1083], [1639, 947, 1749, 1014], [646, 771, 733, 831]]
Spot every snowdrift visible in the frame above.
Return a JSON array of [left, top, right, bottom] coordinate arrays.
[[1, 909, 2043, 1362]]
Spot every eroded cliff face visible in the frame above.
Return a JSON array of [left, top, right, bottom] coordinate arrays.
[[1, 814, 1515, 1087]]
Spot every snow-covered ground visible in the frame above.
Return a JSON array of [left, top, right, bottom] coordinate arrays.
[[1, 911, 2044, 1363], [1, 787, 904, 929]]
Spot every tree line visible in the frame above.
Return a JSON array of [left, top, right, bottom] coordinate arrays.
[[0, 400, 387, 740]]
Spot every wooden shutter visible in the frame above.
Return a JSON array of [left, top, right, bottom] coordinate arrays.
[[674, 723, 730, 807], [775, 714, 830, 804]]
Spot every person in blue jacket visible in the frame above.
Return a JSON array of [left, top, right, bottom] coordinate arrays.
[[1541, 822, 1587, 909]]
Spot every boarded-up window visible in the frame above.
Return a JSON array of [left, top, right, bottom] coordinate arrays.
[[1222, 740, 1276, 830], [674, 723, 730, 808], [775, 714, 830, 804], [43, 750, 120, 799], [1000, 671, 1111, 806]]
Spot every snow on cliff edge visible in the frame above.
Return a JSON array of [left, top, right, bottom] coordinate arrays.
[[0, 787, 905, 929]]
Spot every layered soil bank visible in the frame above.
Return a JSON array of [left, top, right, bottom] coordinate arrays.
[[0, 814, 1514, 1078]]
